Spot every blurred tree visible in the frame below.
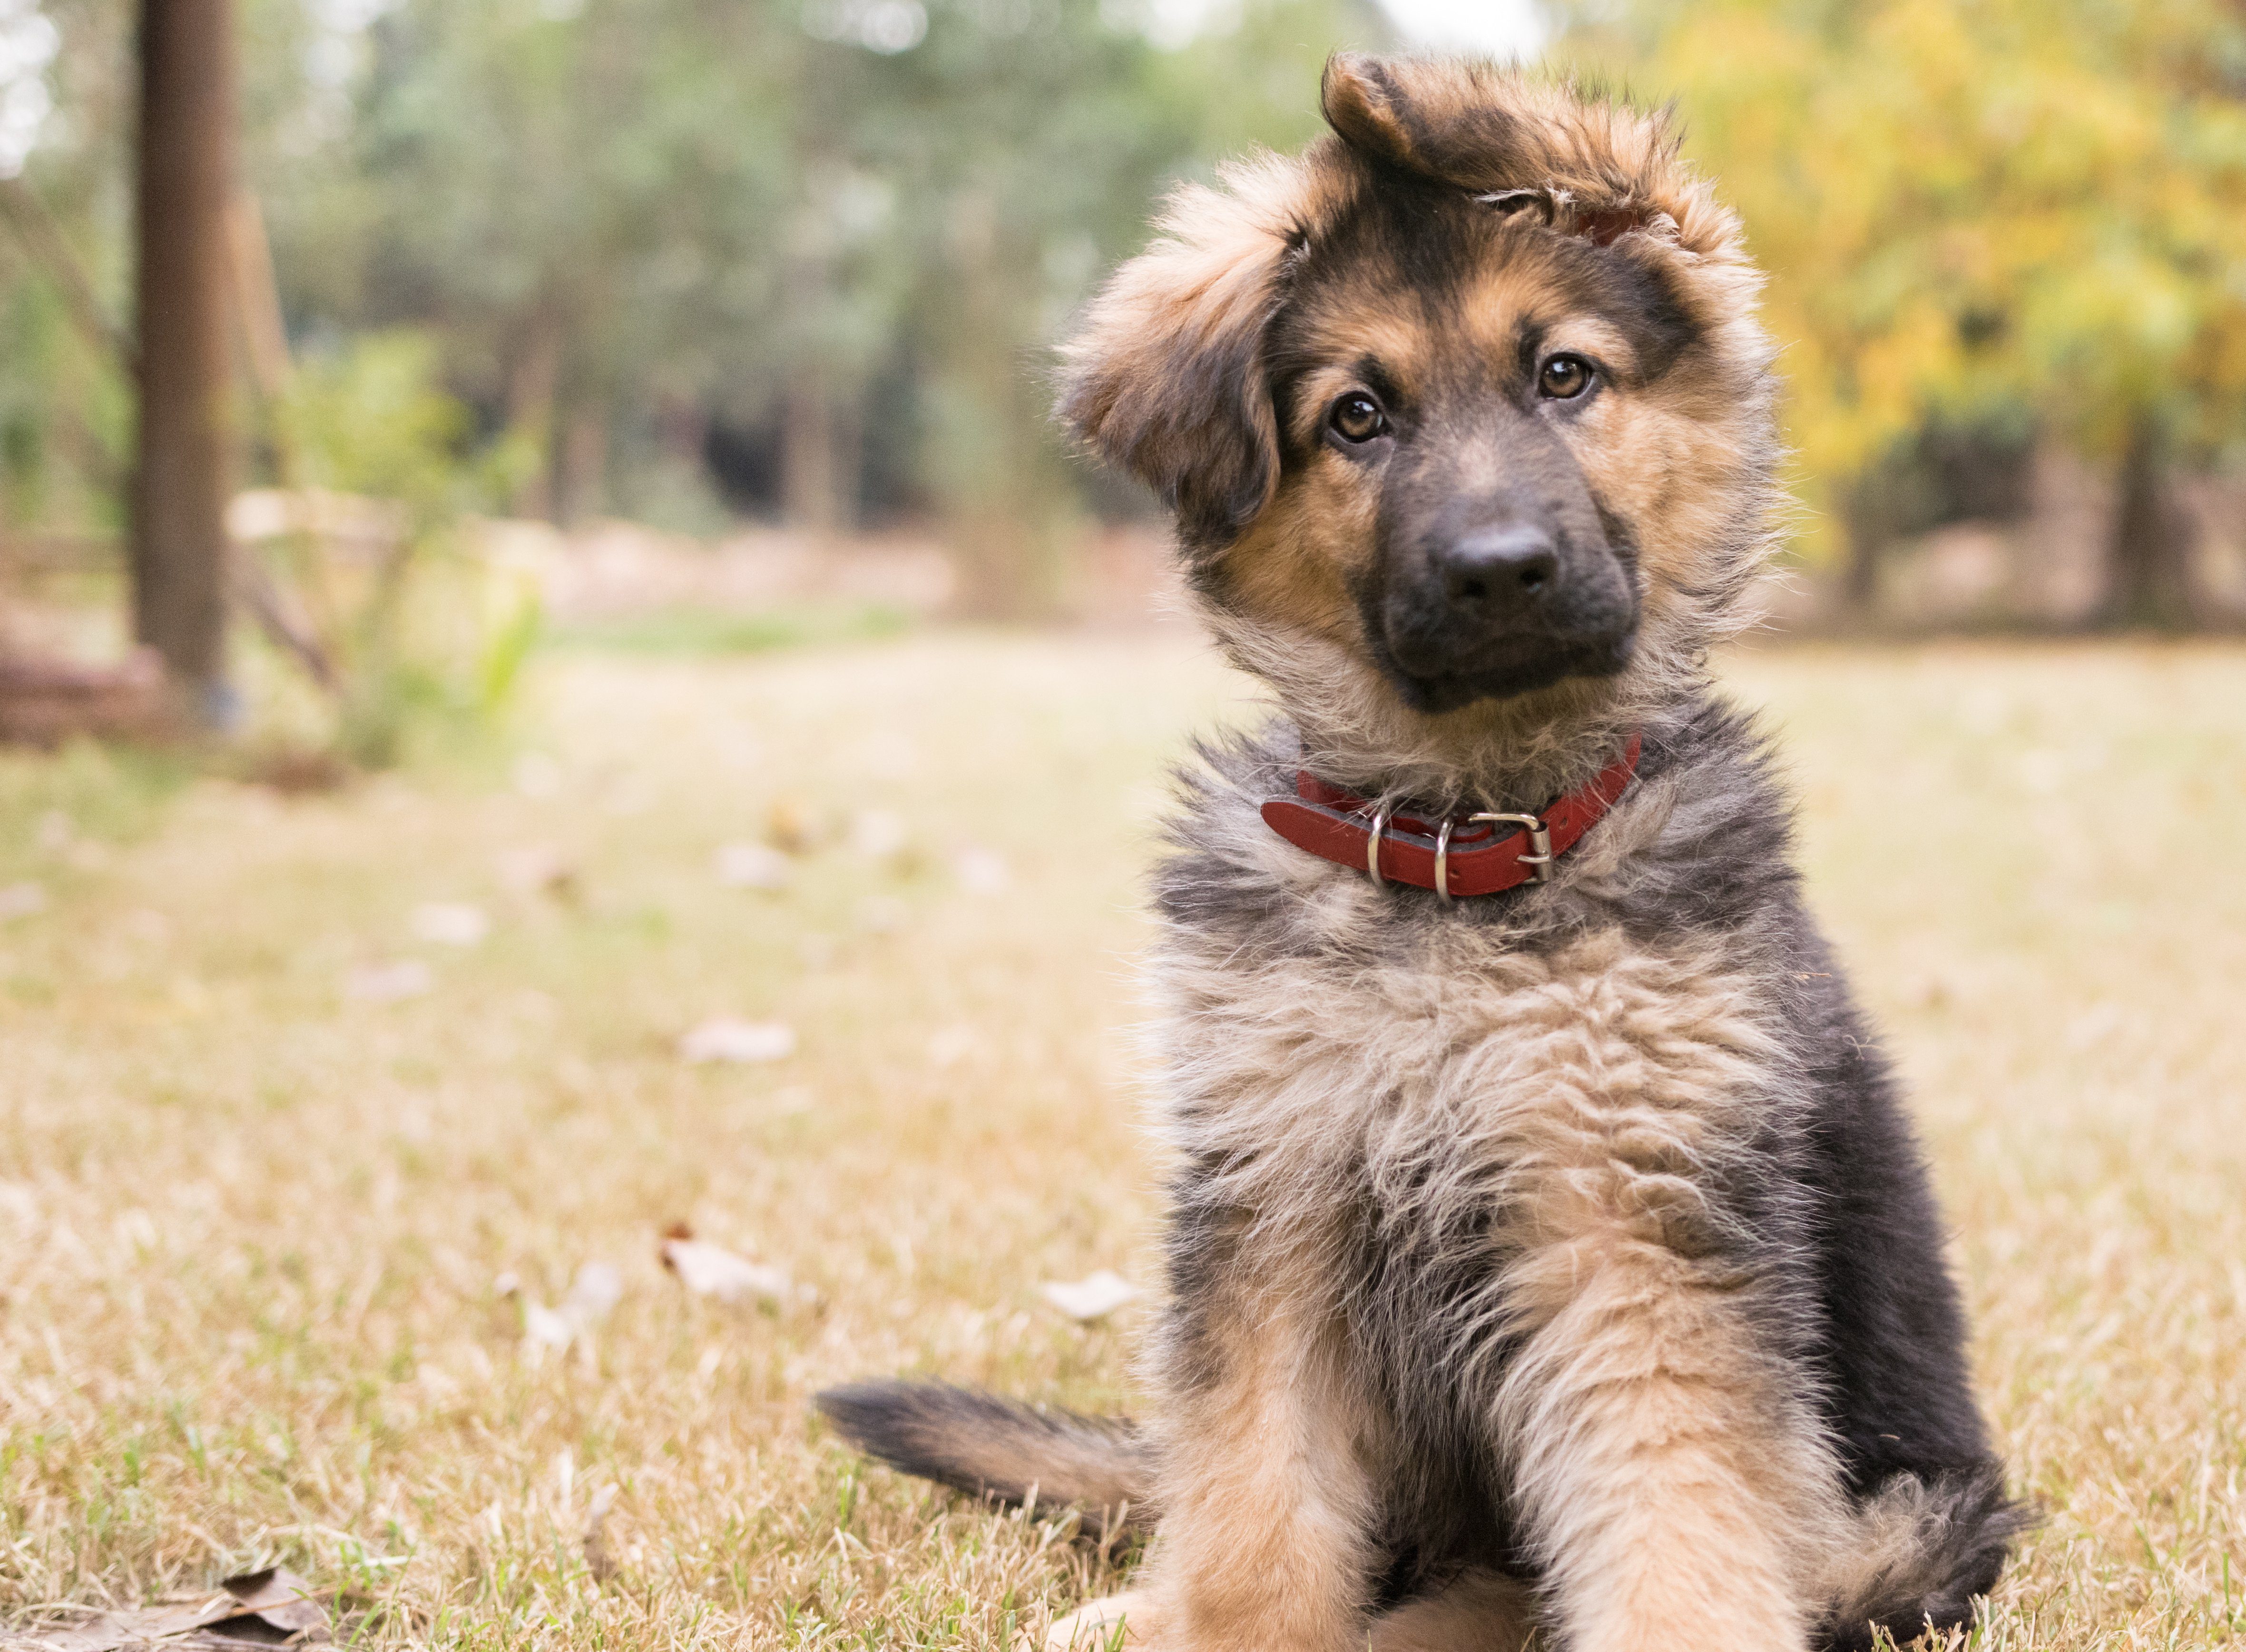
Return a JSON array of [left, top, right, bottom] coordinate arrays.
[[131, 0, 239, 714], [248, 0, 1388, 610], [11, 1, 138, 527], [1568, 0, 2246, 626], [852, 0, 1383, 613], [251, 0, 804, 527], [6, 0, 1390, 626]]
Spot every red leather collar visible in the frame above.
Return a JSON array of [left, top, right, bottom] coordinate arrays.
[[1260, 733, 1642, 900]]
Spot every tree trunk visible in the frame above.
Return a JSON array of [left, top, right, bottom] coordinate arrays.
[[931, 189, 1071, 620], [130, 0, 238, 721], [1840, 481, 1885, 618], [558, 405, 608, 529], [506, 303, 563, 521], [781, 359, 843, 540], [2100, 415, 2198, 629]]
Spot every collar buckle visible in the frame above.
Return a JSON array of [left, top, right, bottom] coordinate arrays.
[[1471, 812, 1553, 888], [1432, 811, 1550, 902]]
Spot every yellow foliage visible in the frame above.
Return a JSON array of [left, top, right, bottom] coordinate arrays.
[[1568, 0, 2246, 551]]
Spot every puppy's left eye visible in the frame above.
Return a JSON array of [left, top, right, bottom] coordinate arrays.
[[1538, 354, 1595, 399], [1329, 392, 1389, 443]]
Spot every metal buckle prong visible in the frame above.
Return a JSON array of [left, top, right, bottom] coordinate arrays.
[[1469, 811, 1555, 885], [1365, 804, 1393, 889]]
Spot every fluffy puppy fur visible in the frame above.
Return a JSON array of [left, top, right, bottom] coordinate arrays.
[[820, 55, 2029, 1652]]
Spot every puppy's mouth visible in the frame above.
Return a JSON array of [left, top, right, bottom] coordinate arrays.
[[1371, 626, 1639, 715]]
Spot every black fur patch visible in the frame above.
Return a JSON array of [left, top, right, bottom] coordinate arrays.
[[1818, 1464, 2040, 1651]]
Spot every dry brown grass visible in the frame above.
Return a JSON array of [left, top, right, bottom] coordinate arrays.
[[0, 633, 2240, 1650]]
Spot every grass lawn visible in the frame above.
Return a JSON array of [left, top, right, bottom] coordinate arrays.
[[1, 633, 2241, 1650]]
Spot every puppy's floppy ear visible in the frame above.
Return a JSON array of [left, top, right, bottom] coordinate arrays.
[[1321, 52, 1533, 185], [1057, 155, 1313, 552], [1322, 53, 1692, 252]]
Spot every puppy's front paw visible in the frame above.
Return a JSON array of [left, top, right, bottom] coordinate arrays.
[[1042, 1589, 1164, 1651]]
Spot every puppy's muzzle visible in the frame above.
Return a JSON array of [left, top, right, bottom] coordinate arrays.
[[1380, 520, 1638, 711]]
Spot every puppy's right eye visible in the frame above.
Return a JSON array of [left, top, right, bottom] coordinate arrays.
[[1329, 393, 1389, 443]]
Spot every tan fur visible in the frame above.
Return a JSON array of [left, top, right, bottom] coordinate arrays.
[[1053, 1569, 1542, 1652], [1364, 1570, 1538, 1652], [1127, 1240, 1385, 1652], [1058, 149, 1355, 541], [1049, 1571, 1538, 1652], [1045, 1590, 1160, 1651], [957, 1435, 1141, 1523]]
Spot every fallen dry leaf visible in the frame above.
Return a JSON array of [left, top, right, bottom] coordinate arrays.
[[410, 902, 489, 947], [2, 1568, 330, 1652], [714, 842, 790, 891], [679, 1018, 796, 1064], [209, 1570, 327, 1641], [521, 1298, 576, 1353], [496, 844, 577, 900], [766, 795, 817, 855], [562, 1261, 622, 1324], [953, 847, 1011, 895], [847, 809, 908, 860], [517, 1261, 623, 1357], [659, 1232, 794, 1305], [581, 1482, 620, 1582], [1040, 1270, 1137, 1323], [0, 882, 47, 923], [343, 960, 433, 1003]]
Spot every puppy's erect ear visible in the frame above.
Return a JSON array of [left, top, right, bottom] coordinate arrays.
[[1057, 155, 1315, 553]]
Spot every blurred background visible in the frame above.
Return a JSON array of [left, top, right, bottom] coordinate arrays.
[[3, 8, 2243, 1644], [3, 0, 2245, 760]]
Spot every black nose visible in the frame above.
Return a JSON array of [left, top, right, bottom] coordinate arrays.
[[1436, 526, 1559, 615]]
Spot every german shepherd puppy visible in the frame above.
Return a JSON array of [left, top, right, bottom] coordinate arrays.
[[821, 56, 2027, 1652]]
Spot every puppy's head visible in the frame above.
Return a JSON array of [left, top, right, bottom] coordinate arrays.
[[1060, 57, 1777, 771]]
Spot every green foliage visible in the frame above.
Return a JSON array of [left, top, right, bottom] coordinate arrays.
[[471, 559, 542, 715], [321, 545, 543, 771], [275, 330, 477, 523], [254, 330, 543, 767], [1565, 0, 2246, 547]]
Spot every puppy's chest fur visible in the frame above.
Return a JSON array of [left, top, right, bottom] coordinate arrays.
[[1156, 920, 1777, 1236], [1148, 703, 1819, 1396]]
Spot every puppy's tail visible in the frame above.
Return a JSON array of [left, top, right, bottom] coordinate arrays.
[[815, 1381, 1153, 1535], [1818, 1461, 2038, 1651]]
